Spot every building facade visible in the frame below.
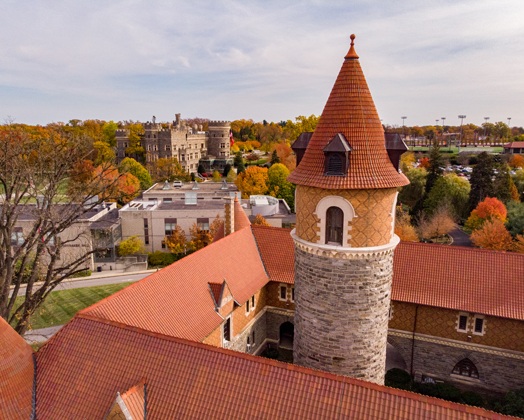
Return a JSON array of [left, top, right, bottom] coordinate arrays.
[[115, 113, 233, 173]]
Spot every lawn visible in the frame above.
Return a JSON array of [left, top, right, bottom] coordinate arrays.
[[12, 282, 131, 331]]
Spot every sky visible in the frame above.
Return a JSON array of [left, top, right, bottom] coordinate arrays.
[[2, 0, 524, 128]]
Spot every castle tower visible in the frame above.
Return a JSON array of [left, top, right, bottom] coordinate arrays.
[[207, 121, 231, 158], [288, 35, 409, 385]]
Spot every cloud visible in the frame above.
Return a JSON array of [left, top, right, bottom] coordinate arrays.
[[1, 0, 524, 126]]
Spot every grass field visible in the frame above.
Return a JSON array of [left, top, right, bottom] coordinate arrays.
[[13, 282, 131, 331]]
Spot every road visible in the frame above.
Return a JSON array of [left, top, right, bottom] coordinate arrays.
[[15, 270, 154, 296]]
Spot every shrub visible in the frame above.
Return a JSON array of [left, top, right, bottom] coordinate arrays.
[[461, 391, 485, 407], [385, 368, 412, 390], [148, 251, 177, 267], [70, 270, 92, 278], [415, 382, 462, 402]]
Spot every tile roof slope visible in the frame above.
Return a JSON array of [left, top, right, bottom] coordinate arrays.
[[81, 226, 268, 342], [288, 34, 408, 190], [119, 381, 145, 419], [252, 225, 295, 284], [36, 316, 512, 419], [392, 242, 524, 321], [0, 316, 34, 420]]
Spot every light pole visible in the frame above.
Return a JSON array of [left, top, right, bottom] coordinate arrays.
[[441, 117, 446, 148], [483, 117, 490, 143], [507, 117, 512, 140], [458, 115, 466, 152]]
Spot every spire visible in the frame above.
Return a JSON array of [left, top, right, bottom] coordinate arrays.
[[344, 34, 359, 59], [288, 35, 408, 190]]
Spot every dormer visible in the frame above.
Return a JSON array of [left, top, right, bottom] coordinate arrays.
[[208, 280, 236, 318], [323, 133, 351, 176], [292, 132, 313, 167]]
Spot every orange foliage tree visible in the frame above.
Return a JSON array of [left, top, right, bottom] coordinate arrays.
[[235, 166, 269, 198], [418, 156, 430, 169], [273, 143, 296, 171], [465, 197, 507, 232], [470, 219, 513, 251], [514, 235, 524, 253], [252, 214, 271, 227], [509, 154, 524, 169], [394, 207, 419, 242]]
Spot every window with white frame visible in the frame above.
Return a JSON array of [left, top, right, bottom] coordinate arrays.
[[279, 285, 287, 301], [11, 227, 24, 246], [456, 313, 468, 333], [197, 218, 210, 231], [291, 287, 295, 302]]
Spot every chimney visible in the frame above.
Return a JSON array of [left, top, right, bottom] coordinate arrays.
[[224, 197, 235, 236]]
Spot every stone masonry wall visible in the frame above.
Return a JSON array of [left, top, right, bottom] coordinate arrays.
[[293, 246, 394, 385], [388, 333, 524, 393]]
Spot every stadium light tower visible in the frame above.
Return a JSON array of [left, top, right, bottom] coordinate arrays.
[[458, 115, 466, 152]]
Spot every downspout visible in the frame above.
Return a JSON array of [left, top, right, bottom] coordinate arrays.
[[410, 304, 419, 380]]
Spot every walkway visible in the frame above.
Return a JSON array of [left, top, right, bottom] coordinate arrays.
[[449, 228, 472, 247]]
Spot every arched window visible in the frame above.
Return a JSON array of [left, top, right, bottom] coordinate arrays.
[[452, 358, 479, 379], [326, 206, 344, 245]]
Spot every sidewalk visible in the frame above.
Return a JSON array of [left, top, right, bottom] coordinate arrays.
[[25, 325, 63, 345]]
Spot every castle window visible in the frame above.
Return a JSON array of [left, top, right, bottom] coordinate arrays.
[[291, 287, 295, 302], [326, 206, 344, 245], [11, 227, 24, 246], [473, 315, 485, 335], [223, 317, 231, 342], [143, 218, 149, 245], [323, 133, 351, 176], [279, 285, 287, 301], [452, 358, 479, 379], [457, 313, 468, 332], [251, 295, 255, 311], [246, 300, 250, 314]]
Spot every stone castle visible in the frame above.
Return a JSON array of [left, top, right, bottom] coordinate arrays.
[[116, 113, 232, 174]]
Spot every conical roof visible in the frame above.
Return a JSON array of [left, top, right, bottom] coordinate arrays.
[[288, 35, 408, 190]]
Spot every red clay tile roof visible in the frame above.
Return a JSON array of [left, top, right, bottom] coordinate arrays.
[[36, 316, 510, 419], [81, 227, 268, 342], [234, 196, 251, 230], [392, 242, 524, 320], [119, 381, 145, 419], [252, 225, 295, 284], [288, 35, 408, 190], [504, 141, 524, 148], [208, 281, 223, 308], [0, 317, 34, 420]]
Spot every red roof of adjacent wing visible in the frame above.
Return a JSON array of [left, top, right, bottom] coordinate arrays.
[[35, 316, 510, 419]]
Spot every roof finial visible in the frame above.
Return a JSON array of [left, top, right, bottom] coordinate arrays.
[[345, 34, 359, 59]]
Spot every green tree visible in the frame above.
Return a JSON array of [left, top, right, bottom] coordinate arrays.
[[493, 162, 513, 203], [267, 163, 296, 211], [425, 139, 444, 194], [150, 157, 190, 182], [222, 163, 232, 178], [494, 388, 524, 417], [118, 236, 145, 256], [398, 168, 427, 210], [233, 151, 243, 168], [124, 123, 145, 163], [102, 121, 118, 147], [119, 157, 152, 190], [424, 173, 470, 220], [270, 149, 281, 165], [93, 141, 116, 165], [226, 168, 237, 182], [468, 152, 495, 212], [283, 115, 320, 143], [506, 201, 524, 237]]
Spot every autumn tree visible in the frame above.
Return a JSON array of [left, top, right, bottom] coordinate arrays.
[[394, 207, 419, 242], [94, 165, 140, 205], [93, 140, 116, 165], [465, 197, 507, 232], [149, 157, 190, 182], [468, 152, 495, 212], [283, 115, 319, 143], [509, 154, 524, 169], [493, 162, 513, 203], [417, 206, 456, 241], [118, 236, 145, 256], [119, 157, 152, 190], [252, 214, 271, 226], [226, 168, 237, 182], [164, 225, 187, 254], [514, 235, 524, 254], [0, 124, 125, 334], [235, 166, 269, 198], [470, 219, 513, 251], [189, 223, 212, 251], [399, 152, 415, 174]]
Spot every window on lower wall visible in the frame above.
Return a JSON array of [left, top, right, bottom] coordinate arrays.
[[291, 287, 295, 302], [473, 315, 485, 335], [457, 313, 468, 333], [452, 358, 479, 379], [251, 295, 255, 311], [279, 285, 287, 301], [223, 317, 231, 342]]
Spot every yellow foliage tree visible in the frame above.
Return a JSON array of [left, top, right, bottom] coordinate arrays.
[[514, 235, 524, 253], [470, 219, 513, 251], [252, 214, 271, 227], [235, 166, 269, 198], [394, 207, 419, 242], [164, 225, 187, 254], [418, 206, 456, 241]]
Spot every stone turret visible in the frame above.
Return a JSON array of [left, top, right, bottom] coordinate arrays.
[[288, 35, 409, 385], [207, 121, 231, 158]]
